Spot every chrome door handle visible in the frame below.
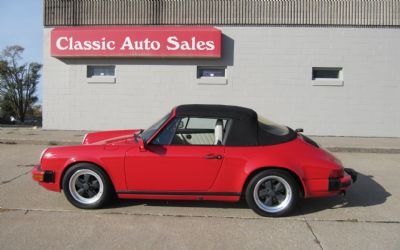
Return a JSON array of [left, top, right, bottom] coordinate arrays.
[[204, 154, 223, 160]]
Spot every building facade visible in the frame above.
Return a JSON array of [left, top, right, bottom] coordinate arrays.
[[43, 0, 400, 137]]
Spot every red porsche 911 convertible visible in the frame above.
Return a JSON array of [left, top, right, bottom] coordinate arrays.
[[32, 104, 357, 217]]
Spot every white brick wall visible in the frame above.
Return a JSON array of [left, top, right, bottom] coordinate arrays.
[[43, 27, 400, 137]]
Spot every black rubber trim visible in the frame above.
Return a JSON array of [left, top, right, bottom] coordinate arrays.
[[344, 168, 358, 183], [341, 180, 351, 188], [176, 128, 214, 134], [328, 178, 340, 191], [328, 177, 351, 191], [301, 134, 320, 148], [116, 191, 241, 196], [43, 171, 55, 183]]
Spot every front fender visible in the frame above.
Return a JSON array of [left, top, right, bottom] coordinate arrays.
[[39, 145, 128, 192]]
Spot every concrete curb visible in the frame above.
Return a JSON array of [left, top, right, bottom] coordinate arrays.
[[1, 138, 399, 154], [327, 147, 400, 154], [0, 139, 78, 146]]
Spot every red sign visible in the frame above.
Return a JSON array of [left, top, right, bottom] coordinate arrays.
[[51, 26, 221, 58]]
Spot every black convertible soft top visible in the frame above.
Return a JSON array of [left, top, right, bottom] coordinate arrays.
[[175, 104, 257, 120], [175, 104, 296, 146]]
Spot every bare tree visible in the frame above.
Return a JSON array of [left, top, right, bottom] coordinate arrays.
[[0, 45, 41, 122]]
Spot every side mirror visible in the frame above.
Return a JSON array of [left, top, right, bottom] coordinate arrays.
[[295, 128, 304, 133], [138, 138, 147, 152]]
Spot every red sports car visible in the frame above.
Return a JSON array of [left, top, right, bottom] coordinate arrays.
[[32, 104, 357, 217]]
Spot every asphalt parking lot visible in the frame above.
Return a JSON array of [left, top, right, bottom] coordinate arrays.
[[0, 143, 399, 249]]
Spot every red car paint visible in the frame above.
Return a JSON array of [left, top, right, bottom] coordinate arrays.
[[33, 107, 353, 202]]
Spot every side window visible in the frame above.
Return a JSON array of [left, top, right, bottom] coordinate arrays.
[[186, 118, 219, 129], [151, 117, 228, 146], [174, 117, 227, 146]]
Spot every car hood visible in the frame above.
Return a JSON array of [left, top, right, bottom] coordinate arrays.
[[82, 129, 141, 145]]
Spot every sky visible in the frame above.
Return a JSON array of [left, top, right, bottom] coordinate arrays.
[[0, 0, 43, 102]]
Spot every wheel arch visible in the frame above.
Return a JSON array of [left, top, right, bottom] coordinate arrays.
[[60, 161, 115, 192], [242, 166, 306, 198]]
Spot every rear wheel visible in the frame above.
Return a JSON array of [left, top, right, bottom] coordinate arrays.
[[62, 163, 113, 209], [245, 169, 299, 217]]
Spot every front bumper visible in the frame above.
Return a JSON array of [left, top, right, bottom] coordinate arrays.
[[328, 168, 358, 191], [32, 165, 55, 183]]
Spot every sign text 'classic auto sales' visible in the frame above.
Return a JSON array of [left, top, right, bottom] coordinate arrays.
[[51, 27, 221, 58]]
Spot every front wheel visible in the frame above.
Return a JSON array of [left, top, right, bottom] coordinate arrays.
[[62, 163, 113, 209], [245, 169, 299, 217]]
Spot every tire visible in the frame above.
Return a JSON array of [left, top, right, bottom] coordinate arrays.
[[62, 163, 113, 209], [245, 169, 299, 217]]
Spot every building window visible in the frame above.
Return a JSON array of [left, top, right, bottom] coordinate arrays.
[[197, 66, 228, 85], [312, 67, 343, 86], [87, 65, 116, 83], [197, 67, 226, 78], [87, 65, 115, 77]]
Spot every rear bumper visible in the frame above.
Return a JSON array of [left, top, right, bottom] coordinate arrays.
[[32, 165, 55, 183], [328, 168, 358, 191], [305, 168, 358, 197], [344, 168, 358, 183]]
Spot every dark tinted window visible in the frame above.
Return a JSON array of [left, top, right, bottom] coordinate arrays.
[[258, 116, 289, 136], [152, 118, 181, 145], [257, 115, 297, 146], [312, 67, 342, 80], [141, 112, 171, 142], [87, 65, 115, 77], [197, 67, 226, 78]]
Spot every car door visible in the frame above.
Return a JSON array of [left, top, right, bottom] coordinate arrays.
[[124, 117, 227, 191]]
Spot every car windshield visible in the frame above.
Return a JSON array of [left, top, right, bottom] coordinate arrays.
[[140, 112, 172, 142], [258, 115, 290, 136]]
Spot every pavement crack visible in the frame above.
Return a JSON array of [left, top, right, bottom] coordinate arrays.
[[299, 206, 324, 250], [1, 207, 400, 225], [0, 170, 31, 185], [17, 164, 36, 168], [304, 216, 324, 250], [0, 207, 13, 213], [309, 218, 400, 224], [0, 141, 17, 145]]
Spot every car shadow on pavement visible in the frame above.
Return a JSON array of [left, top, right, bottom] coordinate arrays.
[[107, 198, 249, 210], [105, 171, 390, 215], [295, 171, 391, 215]]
